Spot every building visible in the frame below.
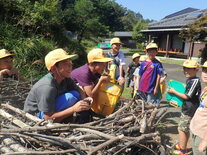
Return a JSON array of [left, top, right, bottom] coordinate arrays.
[[114, 31, 136, 48], [141, 8, 207, 58]]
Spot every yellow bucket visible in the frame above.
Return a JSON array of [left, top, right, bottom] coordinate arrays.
[[91, 82, 122, 116]]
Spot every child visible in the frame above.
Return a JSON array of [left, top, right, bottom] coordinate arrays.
[[71, 48, 112, 123], [0, 49, 23, 81], [24, 48, 92, 123], [133, 55, 147, 97], [137, 43, 163, 106], [190, 61, 207, 155], [167, 59, 201, 155], [107, 37, 126, 86], [126, 53, 140, 97]]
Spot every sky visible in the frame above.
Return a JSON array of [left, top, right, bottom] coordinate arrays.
[[115, 0, 206, 21]]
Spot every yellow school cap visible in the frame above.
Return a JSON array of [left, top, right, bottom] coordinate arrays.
[[110, 37, 123, 46], [201, 61, 207, 68], [132, 53, 140, 60], [0, 49, 14, 59], [140, 55, 147, 61], [45, 48, 78, 70], [146, 43, 158, 50], [87, 48, 113, 63], [182, 59, 199, 68]]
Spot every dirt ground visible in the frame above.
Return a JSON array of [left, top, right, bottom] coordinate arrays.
[[159, 102, 193, 154]]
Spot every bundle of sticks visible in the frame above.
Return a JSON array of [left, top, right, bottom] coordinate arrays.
[[0, 99, 168, 155], [0, 80, 168, 154]]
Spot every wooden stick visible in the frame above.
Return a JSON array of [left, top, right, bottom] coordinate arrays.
[[147, 108, 158, 127], [74, 128, 115, 139], [0, 123, 105, 133], [0, 144, 14, 153], [0, 109, 30, 128], [88, 134, 124, 155], [108, 100, 133, 118], [1, 104, 41, 123], [68, 134, 100, 142], [23, 132, 86, 155], [2, 149, 77, 155], [114, 132, 159, 155], [2, 136, 28, 152]]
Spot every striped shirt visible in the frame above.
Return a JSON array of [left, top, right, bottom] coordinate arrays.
[[182, 77, 201, 117]]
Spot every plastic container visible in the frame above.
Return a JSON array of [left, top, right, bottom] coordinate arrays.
[[166, 79, 186, 107], [91, 82, 122, 116]]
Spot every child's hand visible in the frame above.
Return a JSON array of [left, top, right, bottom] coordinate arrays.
[[167, 87, 175, 94], [7, 68, 19, 76], [118, 76, 125, 85], [83, 97, 93, 106], [199, 140, 207, 152], [100, 75, 110, 83], [153, 88, 158, 95]]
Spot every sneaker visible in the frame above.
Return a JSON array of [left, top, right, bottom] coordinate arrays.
[[172, 149, 188, 155], [174, 144, 181, 150]]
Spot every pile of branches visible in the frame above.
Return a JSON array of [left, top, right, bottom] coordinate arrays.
[[0, 79, 34, 109], [0, 80, 168, 154], [0, 99, 168, 155]]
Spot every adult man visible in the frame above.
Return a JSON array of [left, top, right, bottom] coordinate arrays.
[[24, 48, 92, 123]]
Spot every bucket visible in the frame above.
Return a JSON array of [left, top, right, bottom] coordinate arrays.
[[91, 82, 122, 116]]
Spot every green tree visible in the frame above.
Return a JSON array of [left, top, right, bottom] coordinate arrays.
[[180, 15, 207, 42], [132, 20, 148, 49], [180, 14, 207, 63]]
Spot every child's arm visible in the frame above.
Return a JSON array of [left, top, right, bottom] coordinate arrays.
[[126, 67, 130, 74], [134, 75, 138, 90], [199, 138, 207, 152], [167, 87, 189, 100], [154, 74, 161, 95], [118, 65, 125, 85], [136, 75, 141, 90], [160, 74, 167, 83], [0, 69, 8, 80]]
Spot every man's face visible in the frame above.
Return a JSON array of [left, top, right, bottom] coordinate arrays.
[[111, 43, 121, 53], [0, 56, 13, 70], [56, 59, 73, 78]]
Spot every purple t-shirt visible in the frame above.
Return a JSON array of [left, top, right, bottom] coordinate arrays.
[[71, 64, 100, 86], [138, 59, 163, 93]]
